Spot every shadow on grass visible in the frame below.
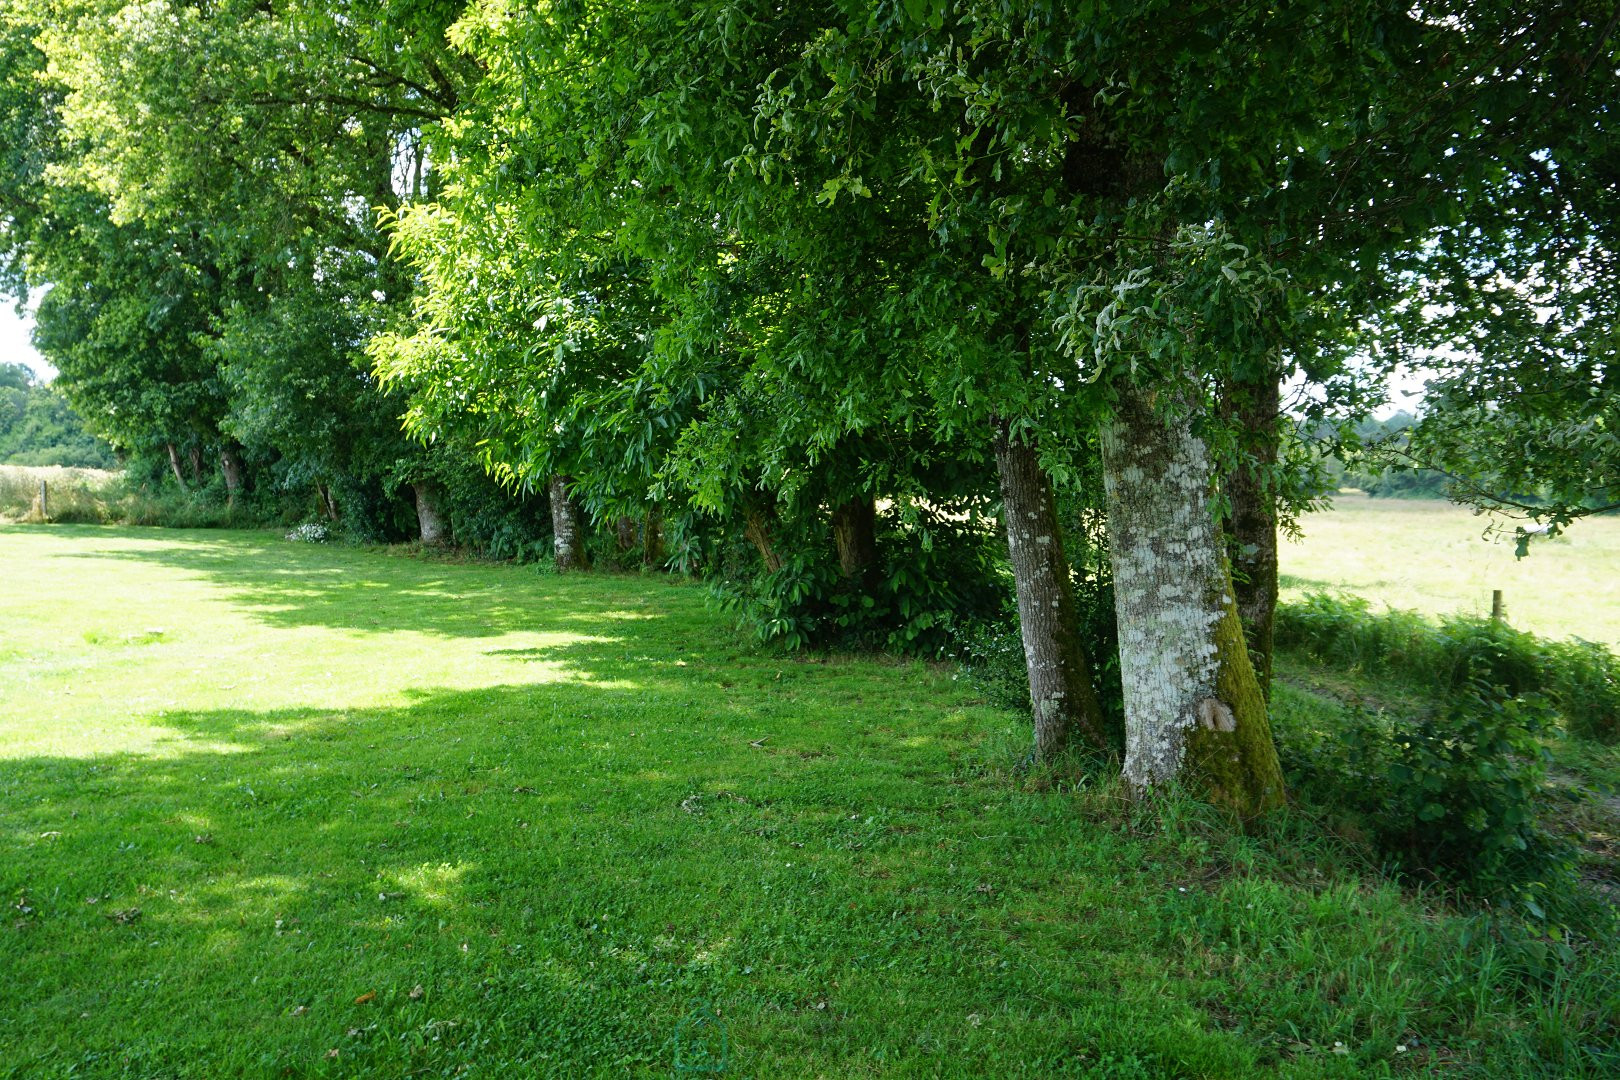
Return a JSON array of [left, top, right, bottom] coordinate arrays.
[[0, 669, 985, 1076], [1277, 573, 1342, 592], [43, 525, 693, 641]]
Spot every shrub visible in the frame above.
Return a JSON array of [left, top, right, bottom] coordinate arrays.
[[1277, 592, 1620, 741], [717, 511, 1009, 657], [1274, 683, 1578, 921], [1542, 638, 1620, 742]]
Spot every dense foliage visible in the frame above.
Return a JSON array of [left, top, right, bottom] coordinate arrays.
[[1275, 683, 1579, 920]]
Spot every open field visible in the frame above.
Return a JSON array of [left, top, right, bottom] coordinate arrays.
[[1282, 495, 1620, 648], [2, 525, 1617, 1077]]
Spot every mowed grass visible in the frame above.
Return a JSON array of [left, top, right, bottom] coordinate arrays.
[[2, 526, 1617, 1078], [1282, 495, 1620, 647]]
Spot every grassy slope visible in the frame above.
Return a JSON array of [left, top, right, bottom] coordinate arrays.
[[1, 526, 1614, 1078], [1281, 495, 1620, 647]]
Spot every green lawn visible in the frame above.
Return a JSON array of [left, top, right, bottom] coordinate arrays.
[[1282, 495, 1620, 647], [2, 525, 1615, 1078]]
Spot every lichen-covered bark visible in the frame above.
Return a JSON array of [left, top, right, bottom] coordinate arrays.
[[413, 480, 448, 545], [831, 497, 878, 582], [1100, 384, 1285, 816], [1221, 368, 1281, 698], [993, 422, 1109, 758], [549, 474, 587, 571], [1187, 589, 1287, 814]]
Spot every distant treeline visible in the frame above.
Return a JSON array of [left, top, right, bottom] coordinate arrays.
[[1315, 412, 1450, 499], [0, 362, 114, 469]]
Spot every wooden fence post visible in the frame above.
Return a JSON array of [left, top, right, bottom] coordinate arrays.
[[1491, 589, 1504, 623], [37, 479, 48, 522]]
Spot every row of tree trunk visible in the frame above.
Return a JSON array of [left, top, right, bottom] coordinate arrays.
[[989, 381, 1286, 816], [164, 440, 246, 507], [535, 377, 1288, 816]]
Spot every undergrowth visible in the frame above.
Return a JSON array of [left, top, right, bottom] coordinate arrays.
[[1277, 592, 1620, 741]]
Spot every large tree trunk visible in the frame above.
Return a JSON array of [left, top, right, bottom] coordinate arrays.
[[219, 445, 245, 507], [993, 422, 1109, 759], [743, 505, 784, 573], [166, 442, 188, 490], [548, 474, 587, 571], [831, 497, 878, 582], [1221, 368, 1282, 698], [1099, 384, 1286, 816], [316, 483, 340, 522], [413, 480, 448, 545], [187, 444, 204, 486]]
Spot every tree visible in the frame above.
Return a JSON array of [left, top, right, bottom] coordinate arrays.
[[28, 0, 477, 535], [1373, 9, 1619, 545]]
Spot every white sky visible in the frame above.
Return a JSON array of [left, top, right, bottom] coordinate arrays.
[[1, 294, 54, 381]]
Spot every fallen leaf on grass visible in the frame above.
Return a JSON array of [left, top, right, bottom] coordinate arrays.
[[408, 984, 424, 1001], [291, 1005, 307, 1017], [353, 991, 376, 1005], [107, 908, 141, 925]]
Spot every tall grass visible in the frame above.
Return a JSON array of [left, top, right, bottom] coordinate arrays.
[[1277, 592, 1620, 741], [0, 464, 254, 529], [0, 464, 119, 523]]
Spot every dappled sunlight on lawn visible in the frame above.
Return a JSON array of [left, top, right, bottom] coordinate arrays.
[[0, 526, 706, 759]]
